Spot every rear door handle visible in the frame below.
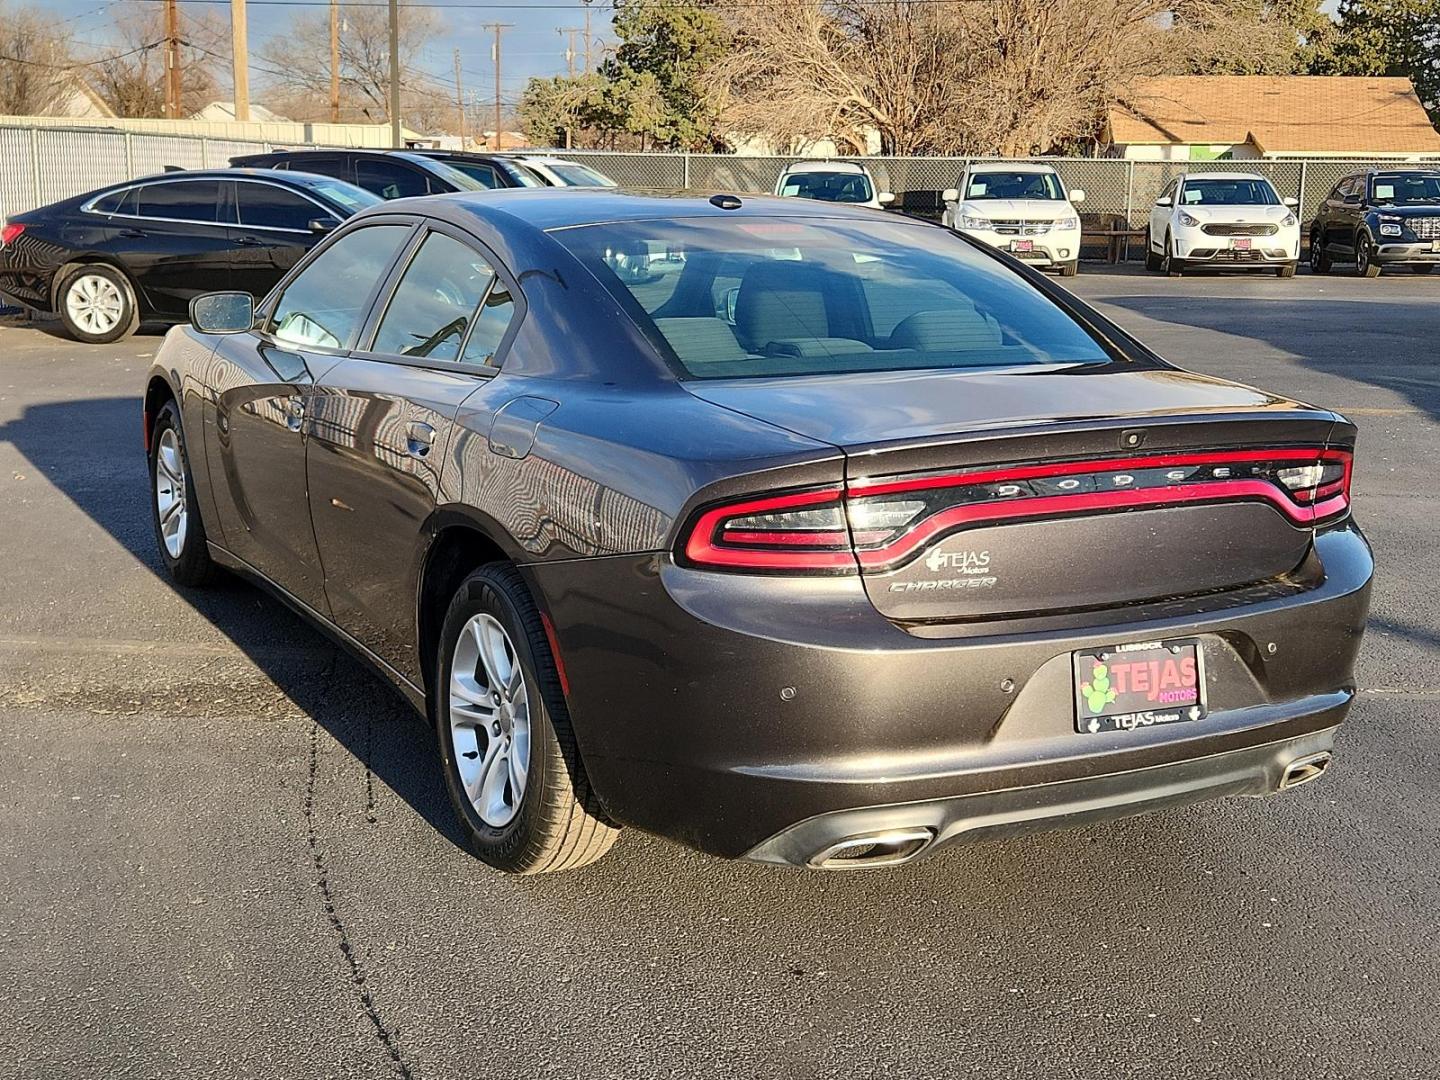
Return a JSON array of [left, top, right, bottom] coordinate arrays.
[[405, 421, 436, 458], [118, 228, 146, 238], [233, 235, 264, 247], [285, 396, 305, 430]]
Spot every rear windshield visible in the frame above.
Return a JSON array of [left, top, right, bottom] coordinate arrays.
[[779, 171, 875, 203], [1180, 178, 1279, 206], [296, 178, 382, 214], [541, 161, 616, 187], [554, 217, 1112, 379]]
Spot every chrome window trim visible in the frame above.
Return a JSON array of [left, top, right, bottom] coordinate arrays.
[[81, 176, 342, 234]]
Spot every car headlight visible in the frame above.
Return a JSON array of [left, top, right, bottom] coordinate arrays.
[[1177, 212, 1201, 228], [1379, 223, 1402, 237], [1281, 212, 1296, 227], [960, 215, 992, 230], [1052, 216, 1079, 231]]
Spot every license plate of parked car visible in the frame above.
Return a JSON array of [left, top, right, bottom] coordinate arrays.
[[1073, 640, 1206, 734], [1011, 240, 1033, 252], [1233, 238, 1252, 251]]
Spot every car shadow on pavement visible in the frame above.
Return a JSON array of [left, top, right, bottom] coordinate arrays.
[[0, 393, 472, 852], [1097, 293, 1440, 425]]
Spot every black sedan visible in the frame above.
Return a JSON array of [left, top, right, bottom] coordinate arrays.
[[1310, 169, 1440, 277], [143, 189, 1372, 873], [0, 169, 379, 343]]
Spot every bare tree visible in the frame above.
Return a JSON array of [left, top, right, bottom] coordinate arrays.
[[708, 0, 1283, 155], [0, 1, 76, 115], [88, 4, 225, 117], [260, 4, 443, 126]]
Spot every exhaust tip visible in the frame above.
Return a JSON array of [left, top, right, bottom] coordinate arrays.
[[807, 827, 935, 870], [1279, 751, 1332, 792]]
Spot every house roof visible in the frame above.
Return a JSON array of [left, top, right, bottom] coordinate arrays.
[[192, 101, 290, 124], [1107, 76, 1440, 155]]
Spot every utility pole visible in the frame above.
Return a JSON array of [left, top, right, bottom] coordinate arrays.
[[483, 23, 510, 150], [230, 0, 250, 122], [453, 48, 466, 147], [387, 0, 401, 147], [164, 0, 181, 119], [329, 0, 340, 123], [559, 27, 580, 79], [582, 0, 594, 72]]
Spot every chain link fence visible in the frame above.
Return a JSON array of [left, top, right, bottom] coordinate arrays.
[[2, 124, 1433, 263]]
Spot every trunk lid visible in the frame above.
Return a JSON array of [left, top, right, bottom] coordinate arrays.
[[685, 367, 1345, 622]]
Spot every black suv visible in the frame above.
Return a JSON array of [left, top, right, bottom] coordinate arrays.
[[1310, 169, 1440, 277], [229, 148, 539, 200]]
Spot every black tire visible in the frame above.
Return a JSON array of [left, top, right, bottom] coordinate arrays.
[[148, 399, 218, 587], [1410, 264, 1434, 275], [1162, 232, 1184, 277], [1309, 234, 1331, 274], [1144, 231, 1162, 272], [1276, 262, 1298, 278], [434, 563, 618, 874], [57, 264, 139, 344], [1357, 233, 1381, 278], [1058, 259, 1079, 278]]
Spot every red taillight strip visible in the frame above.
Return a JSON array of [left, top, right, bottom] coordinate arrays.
[[855, 480, 1347, 571], [683, 487, 855, 570], [849, 447, 1349, 498], [721, 530, 851, 547]]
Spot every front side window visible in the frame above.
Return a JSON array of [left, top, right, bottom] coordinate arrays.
[[133, 181, 222, 223], [965, 171, 1064, 201], [779, 172, 874, 204], [269, 224, 409, 350], [556, 217, 1112, 380], [1371, 173, 1440, 205], [1179, 178, 1280, 206], [237, 183, 329, 231], [371, 231, 497, 361]]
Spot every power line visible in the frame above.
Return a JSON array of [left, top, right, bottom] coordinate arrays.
[[0, 40, 167, 70]]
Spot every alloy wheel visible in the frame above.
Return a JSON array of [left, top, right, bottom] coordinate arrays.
[[449, 613, 531, 828], [65, 273, 125, 336], [154, 428, 188, 559]]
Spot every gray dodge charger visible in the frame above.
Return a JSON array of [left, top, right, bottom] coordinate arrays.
[[142, 189, 1372, 873]]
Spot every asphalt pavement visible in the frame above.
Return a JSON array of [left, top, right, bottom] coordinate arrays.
[[1, 265, 1437, 1079]]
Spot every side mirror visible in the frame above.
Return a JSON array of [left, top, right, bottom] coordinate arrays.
[[1069, 188, 1086, 204], [1155, 195, 1172, 207], [1283, 196, 1299, 208], [941, 188, 960, 203], [308, 217, 337, 234], [878, 191, 895, 205], [190, 291, 254, 334]]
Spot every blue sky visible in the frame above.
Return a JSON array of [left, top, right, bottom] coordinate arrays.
[[52, 0, 611, 114]]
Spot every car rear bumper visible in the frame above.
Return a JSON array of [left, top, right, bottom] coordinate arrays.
[[529, 522, 1372, 864]]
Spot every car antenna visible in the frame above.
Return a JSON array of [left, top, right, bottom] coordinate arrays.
[[709, 194, 742, 210]]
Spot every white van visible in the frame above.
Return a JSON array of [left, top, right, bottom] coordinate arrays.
[[943, 163, 1085, 276]]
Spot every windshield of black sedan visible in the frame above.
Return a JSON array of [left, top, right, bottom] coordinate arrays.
[[554, 217, 1112, 379], [1372, 174, 1440, 204]]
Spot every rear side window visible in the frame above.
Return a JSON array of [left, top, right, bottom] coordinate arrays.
[[90, 189, 129, 214], [237, 183, 328, 231], [459, 283, 516, 367], [269, 224, 409, 350], [445, 161, 502, 188], [283, 156, 350, 181], [134, 181, 222, 223], [555, 217, 1112, 379], [355, 159, 430, 199], [371, 231, 497, 361]]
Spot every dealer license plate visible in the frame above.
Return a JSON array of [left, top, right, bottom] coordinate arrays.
[[1011, 239, 1033, 253], [1233, 237, 1252, 251], [1073, 640, 1206, 734]]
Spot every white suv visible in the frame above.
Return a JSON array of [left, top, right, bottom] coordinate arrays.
[[774, 161, 894, 210], [942, 163, 1085, 276], [1147, 172, 1300, 277]]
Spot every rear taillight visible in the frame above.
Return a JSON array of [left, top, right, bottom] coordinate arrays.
[[679, 448, 1353, 575], [681, 487, 855, 572], [0, 222, 23, 248]]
